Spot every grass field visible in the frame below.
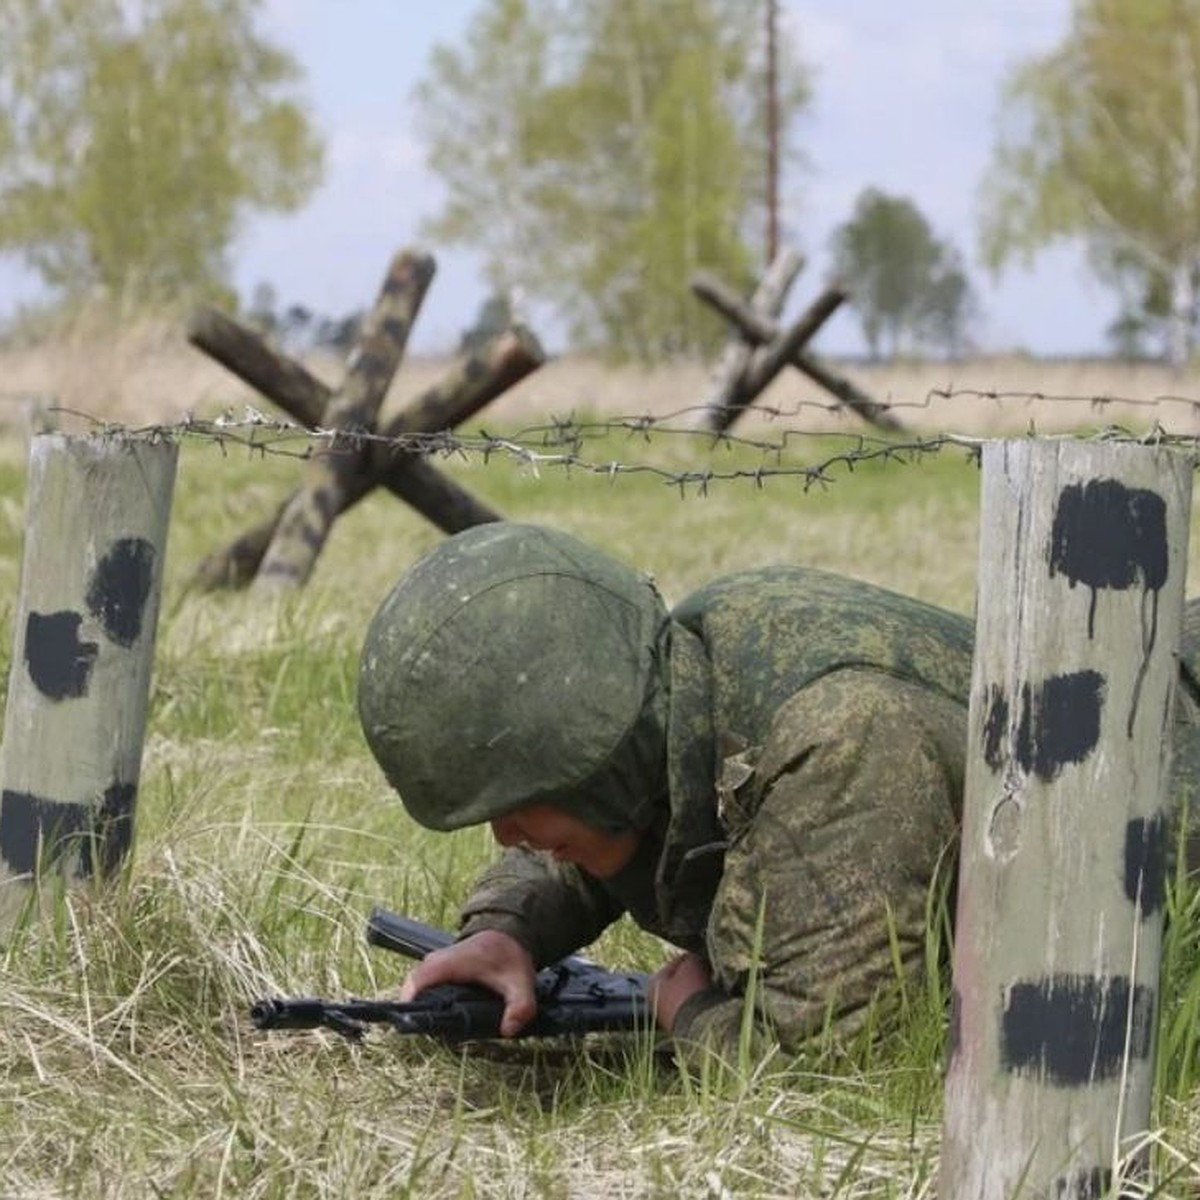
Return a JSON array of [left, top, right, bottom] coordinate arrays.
[[2, 325, 1200, 1196]]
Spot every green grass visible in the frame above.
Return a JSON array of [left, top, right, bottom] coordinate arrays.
[[1, 420, 1199, 1196]]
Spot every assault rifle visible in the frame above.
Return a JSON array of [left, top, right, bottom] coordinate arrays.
[[249, 906, 650, 1043]]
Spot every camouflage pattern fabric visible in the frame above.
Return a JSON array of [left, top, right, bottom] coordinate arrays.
[[1169, 601, 1200, 876], [673, 669, 965, 1053], [358, 523, 670, 834]]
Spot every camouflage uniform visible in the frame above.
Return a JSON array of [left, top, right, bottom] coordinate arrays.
[[1172, 604, 1200, 872], [358, 523, 1200, 1059]]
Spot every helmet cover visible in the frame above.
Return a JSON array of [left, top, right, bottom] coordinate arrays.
[[358, 523, 670, 832]]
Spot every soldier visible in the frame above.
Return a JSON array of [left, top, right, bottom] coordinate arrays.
[[357, 520, 983, 1058]]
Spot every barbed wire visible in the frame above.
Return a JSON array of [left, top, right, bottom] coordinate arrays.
[[13, 388, 1200, 496]]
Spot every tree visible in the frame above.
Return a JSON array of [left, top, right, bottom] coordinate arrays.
[[0, 0, 324, 306], [1102, 244, 1190, 359], [918, 249, 978, 360], [246, 280, 279, 339], [314, 311, 363, 355], [414, 0, 811, 361], [830, 188, 976, 360], [979, 0, 1200, 365], [460, 291, 515, 353]]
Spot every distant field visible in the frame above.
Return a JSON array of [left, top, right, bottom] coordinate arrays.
[[2, 315, 1200, 438]]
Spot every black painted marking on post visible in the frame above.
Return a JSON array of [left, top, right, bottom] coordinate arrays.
[[1016, 672, 1105, 780], [1001, 974, 1154, 1084], [0, 782, 135, 877], [1049, 479, 1168, 633], [1124, 814, 1167, 915], [24, 610, 99, 699], [88, 781, 137, 876], [1049, 479, 1168, 735], [1052, 1167, 1112, 1200], [979, 676, 1099, 777], [0, 789, 74, 874], [85, 537, 155, 647], [981, 685, 1008, 772], [979, 675, 1103, 778]]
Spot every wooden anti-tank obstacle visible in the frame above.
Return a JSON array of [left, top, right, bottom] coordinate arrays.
[[692, 246, 902, 434], [187, 247, 546, 590]]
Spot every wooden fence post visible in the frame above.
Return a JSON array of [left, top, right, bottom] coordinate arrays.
[[0, 433, 177, 923], [940, 438, 1192, 1198]]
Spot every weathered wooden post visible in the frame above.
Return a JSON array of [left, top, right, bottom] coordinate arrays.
[[941, 439, 1191, 1198], [0, 433, 177, 924]]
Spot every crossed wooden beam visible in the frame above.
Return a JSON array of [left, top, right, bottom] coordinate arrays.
[[692, 247, 902, 434], [186, 248, 544, 591]]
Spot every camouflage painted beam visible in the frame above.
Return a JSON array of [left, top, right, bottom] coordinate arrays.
[[697, 248, 802, 433], [697, 286, 847, 437], [380, 456, 501, 534], [691, 271, 901, 432], [254, 249, 437, 589], [319, 324, 543, 516], [188, 326, 543, 590], [187, 305, 331, 422]]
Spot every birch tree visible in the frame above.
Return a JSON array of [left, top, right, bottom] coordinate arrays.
[[980, 0, 1200, 364], [415, 0, 811, 360], [0, 0, 323, 305]]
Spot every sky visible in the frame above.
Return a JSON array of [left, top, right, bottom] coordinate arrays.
[[0, 0, 1112, 357]]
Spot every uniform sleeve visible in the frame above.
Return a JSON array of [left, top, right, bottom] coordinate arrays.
[[672, 668, 965, 1060], [457, 845, 626, 967]]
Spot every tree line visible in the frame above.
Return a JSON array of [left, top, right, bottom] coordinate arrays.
[[0, 0, 1196, 364]]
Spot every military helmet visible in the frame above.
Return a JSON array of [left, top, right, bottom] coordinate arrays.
[[358, 523, 671, 832]]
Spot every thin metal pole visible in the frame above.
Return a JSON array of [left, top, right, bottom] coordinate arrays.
[[765, 0, 780, 266]]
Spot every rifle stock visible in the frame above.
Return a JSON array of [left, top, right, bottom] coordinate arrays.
[[250, 907, 650, 1043]]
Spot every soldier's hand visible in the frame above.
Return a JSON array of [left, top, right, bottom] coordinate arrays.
[[398, 929, 537, 1037], [647, 951, 712, 1033]]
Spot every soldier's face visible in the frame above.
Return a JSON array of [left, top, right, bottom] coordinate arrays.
[[490, 804, 640, 879]]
